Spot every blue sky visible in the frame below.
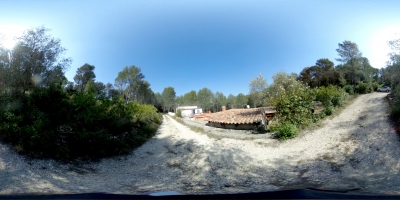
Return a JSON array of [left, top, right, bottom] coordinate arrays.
[[1, 0, 400, 96]]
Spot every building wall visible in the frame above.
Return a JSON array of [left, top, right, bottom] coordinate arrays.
[[181, 110, 193, 117], [208, 122, 259, 130]]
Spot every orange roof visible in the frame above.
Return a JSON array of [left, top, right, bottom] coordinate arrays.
[[208, 107, 276, 124]]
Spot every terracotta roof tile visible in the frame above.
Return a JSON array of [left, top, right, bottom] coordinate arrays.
[[208, 107, 276, 124]]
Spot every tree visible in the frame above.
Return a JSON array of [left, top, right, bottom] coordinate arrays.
[[315, 58, 337, 86], [235, 93, 248, 108], [64, 81, 75, 93], [175, 95, 184, 107], [336, 41, 362, 90], [182, 90, 197, 106], [154, 92, 163, 111], [298, 58, 340, 88], [197, 87, 213, 112], [161, 86, 176, 112], [266, 72, 316, 127], [74, 63, 96, 93], [137, 80, 154, 104], [265, 72, 301, 104], [249, 73, 267, 107], [226, 94, 236, 109], [389, 37, 400, 51], [114, 65, 145, 103], [0, 26, 71, 95], [384, 53, 400, 88], [359, 57, 376, 83], [84, 80, 97, 95], [216, 92, 227, 111], [211, 91, 226, 112]]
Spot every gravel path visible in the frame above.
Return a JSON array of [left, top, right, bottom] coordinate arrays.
[[1, 92, 399, 195]]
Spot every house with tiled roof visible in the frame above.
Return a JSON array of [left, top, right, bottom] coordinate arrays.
[[207, 107, 276, 130]]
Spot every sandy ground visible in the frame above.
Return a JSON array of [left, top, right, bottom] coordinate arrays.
[[0, 92, 399, 195]]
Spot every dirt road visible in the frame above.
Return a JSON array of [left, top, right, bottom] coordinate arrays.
[[1, 92, 399, 195]]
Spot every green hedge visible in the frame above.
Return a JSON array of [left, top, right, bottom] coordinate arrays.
[[0, 85, 162, 161]]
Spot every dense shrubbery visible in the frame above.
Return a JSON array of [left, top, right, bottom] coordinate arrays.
[[275, 122, 298, 140], [316, 85, 348, 108], [356, 82, 369, 94], [267, 73, 352, 140], [343, 85, 354, 95], [0, 85, 162, 161], [266, 73, 316, 129], [390, 86, 400, 129], [372, 82, 381, 92], [324, 106, 334, 116], [266, 73, 317, 139]]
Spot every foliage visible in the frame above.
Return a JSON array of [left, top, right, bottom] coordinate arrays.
[[161, 86, 176, 112], [275, 122, 298, 140], [226, 94, 236, 109], [356, 82, 369, 94], [235, 93, 248, 108], [74, 63, 96, 93], [343, 85, 354, 95], [316, 85, 347, 107], [335, 41, 379, 92], [211, 91, 227, 112], [0, 85, 162, 161], [371, 82, 380, 92], [249, 73, 267, 107], [0, 26, 71, 95], [390, 87, 400, 128], [114, 66, 154, 104], [324, 106, 334, 116], [197, 87, 213, 112], [266, 72, 316, 127], [298, 58, 341, 88], [383, 54, 400, 87], [176, 109, 182, 118], [182, 90, 197, 106]]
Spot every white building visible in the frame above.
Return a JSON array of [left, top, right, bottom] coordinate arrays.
[[176, 106, 203, 118]]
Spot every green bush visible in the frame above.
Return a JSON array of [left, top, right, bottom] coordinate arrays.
[[275, 122, 298, 140], [269, 80, 316, 127], [390, 88, 400, 125], [176, 109, 182, 118], [372, 82, 381, 92], [356, 82, 368, 94], [0, 85, 162, 161], [316, 85, 347, 108], [312, 112, 326, 122], [324, 106, 334, 116], [343, 85, 354, 95], [316, 86, 334, 107]]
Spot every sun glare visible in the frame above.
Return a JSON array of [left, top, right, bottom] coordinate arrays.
[[369, 25, 400, 68], [0, 25, 28, 49]]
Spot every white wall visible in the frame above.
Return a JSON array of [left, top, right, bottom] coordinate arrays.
[[181, 110, 193, 117]]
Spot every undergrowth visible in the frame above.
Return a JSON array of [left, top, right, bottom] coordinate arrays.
[[0, 85, 162, 161]]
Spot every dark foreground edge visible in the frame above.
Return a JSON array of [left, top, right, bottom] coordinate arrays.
[[0, 189, 399, 199]]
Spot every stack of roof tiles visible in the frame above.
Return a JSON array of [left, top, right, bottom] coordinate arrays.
[[208, 107, 276, 124]]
